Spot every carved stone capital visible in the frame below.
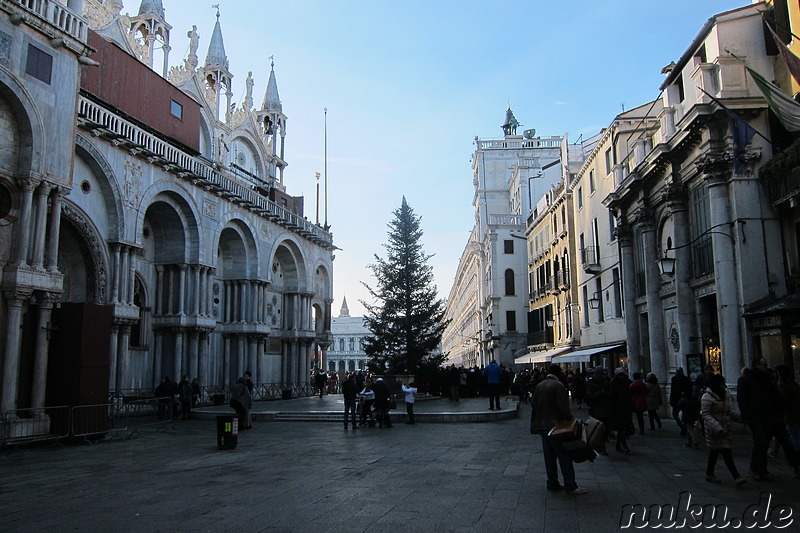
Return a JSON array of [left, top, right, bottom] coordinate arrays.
[[695, 152, 732, 183]]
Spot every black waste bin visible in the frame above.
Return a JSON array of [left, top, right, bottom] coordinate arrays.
[[281, 389, 292, 400], [216, 415, 238, 450], [212, 393, 225, 406]]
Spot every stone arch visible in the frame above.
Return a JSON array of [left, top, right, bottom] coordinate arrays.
[[75, 135, 125, 240], [269, 237, 308, 292], [59, 203, 110, 304], [216, 219, 258, 279], [0, 71, 46, 177], [138, 185, 202, 263], [228, 131, 264, 178], [314, 263, 331, 298]]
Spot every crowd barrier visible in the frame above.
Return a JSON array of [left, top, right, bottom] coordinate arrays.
[[0, 399, 175, 448], [0, 406, 71, 448], [1, 381, 316, 448]]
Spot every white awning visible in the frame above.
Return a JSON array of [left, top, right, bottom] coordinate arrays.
[[514, 346, 572, 365], [551, 344, 625, 364]]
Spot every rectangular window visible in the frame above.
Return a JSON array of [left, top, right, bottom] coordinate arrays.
[[634, 226, 646, 297], [170, 100, 184, 119], [612, 268, 623, 318], [589, 170, 595, 193], [582, 285, 589, 327], [26, 44, 52, 84], [609, 209, 617, 242], [506, 310, 517, 332], [577, 187, 583, 209], [504, 239, 514, 254], [595, 277, 605, 323], [605, 148, 613, 176], [692, 181, 713, 276]]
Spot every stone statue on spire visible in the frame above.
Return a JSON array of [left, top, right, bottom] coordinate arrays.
[[243, 71, 254, 110]]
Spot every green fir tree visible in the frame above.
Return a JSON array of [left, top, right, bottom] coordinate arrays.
[[361, 197, 448, 374]]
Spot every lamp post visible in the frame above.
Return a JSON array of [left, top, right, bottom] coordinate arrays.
[[655, 222, 737, 277]]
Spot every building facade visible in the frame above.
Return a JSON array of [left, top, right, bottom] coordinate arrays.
[[606, 3, 780, 382], [327, 297, 370, 373], [0, 0, 335, 419], [443, 109, 562, 367]]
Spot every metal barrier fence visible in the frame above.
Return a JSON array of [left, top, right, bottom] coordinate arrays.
[[253, 382, 314, 401], [1, 406, 71, 448], [124, 397, 174, 438], [71, 403, 128, 442]]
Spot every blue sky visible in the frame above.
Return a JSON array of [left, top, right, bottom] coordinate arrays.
[[143, 0, 745, 316]]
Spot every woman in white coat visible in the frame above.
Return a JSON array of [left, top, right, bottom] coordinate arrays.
[[701, 374, 746, 486]]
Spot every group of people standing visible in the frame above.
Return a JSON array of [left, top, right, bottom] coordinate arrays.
[[154, 375, 201, 420], [529, 357, 800, 495]]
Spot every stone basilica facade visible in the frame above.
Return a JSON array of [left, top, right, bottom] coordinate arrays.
[[0, 0, 335, 413]]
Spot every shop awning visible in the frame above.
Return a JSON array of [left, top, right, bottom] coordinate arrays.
[[551, 343, 624, 364], [514, 346, 572, 365]]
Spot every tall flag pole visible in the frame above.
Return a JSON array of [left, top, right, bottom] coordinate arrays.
[[315, 172, 320, 225], [324, 108, 329, 231]]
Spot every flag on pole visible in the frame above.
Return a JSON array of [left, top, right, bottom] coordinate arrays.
[[699, 88, 759, 173], [747, 66, 800, 132], [764, 23, 800, 86]]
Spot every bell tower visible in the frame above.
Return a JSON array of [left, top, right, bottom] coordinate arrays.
[[255, 59, 288, 184], [129, 0, 172, 77], [201, 9, 234, 123]]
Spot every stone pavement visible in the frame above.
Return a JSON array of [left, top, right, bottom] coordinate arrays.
[[1, 397, 798, 532]]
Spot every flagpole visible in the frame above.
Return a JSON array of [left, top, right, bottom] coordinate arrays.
[[324, 107, 329, 231]]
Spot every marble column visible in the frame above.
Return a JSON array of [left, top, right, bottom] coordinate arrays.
[[667, 185, 699, 369], [223, 335, 231, 387], [30, 182, 52, 270], [706, 169, 743, 380], [45, 187, 64, 272], [108, 324, 120, 392], [116, 324, 131, 391], [188, 330, 199, 380], [153, 330, 163, 386], [173, 328, 185, 381], [31, 293, 55, 408], [641, 220, 668, 381], [13, 178, 37, 267], [0, 291, 30, 413], [618, 225, 642, 375], [111, 244, 121, 304]]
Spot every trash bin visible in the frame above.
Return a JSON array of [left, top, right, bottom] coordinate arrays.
[[212, 393, 225, 406], [216, 415, 238, 450], [281, 389, 292, 400]]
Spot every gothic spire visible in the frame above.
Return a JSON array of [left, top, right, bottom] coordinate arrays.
[[204, 10, 229, 70], [262, 59, 281, 112], [339, 296, 350, 317], [138, 0, 165, 18]]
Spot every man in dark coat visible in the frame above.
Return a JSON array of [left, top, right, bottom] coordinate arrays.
[[342, 374, 359, 430], [530, 365, 587, 495], [738, 358, 800, 481], [669, 367, 692, 435], [585, 366, 613, 455], [372, 377, 393, 428]]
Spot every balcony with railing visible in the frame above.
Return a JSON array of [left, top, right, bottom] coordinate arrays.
[[581, 246, 600, 273], [9, 0, 88, 45], [477, 137, 562, 151], [77, 95, 333, 247], [489, 214, 523, 227]]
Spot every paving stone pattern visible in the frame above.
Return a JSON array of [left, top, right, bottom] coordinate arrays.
[[1, 397, 798, 532]]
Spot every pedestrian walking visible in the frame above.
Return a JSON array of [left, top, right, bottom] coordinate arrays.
[[630, 373, 648, 435], [701, 374, 747, 486], [610, 368, 633, 454], [645, 373, 663, 430], [373, 377, 393, 428], [486, 359, 502, 410], [230, 376, 252, 430], [530, 364, 588, 495], [670, 367, 691, 436]]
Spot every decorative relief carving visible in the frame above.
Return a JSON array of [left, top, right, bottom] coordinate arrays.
[[61, 204, 107, 303], [123, 159, 142, 207], [0, 30, 11, 67], [695, 152, 732, 183], [202, 198, 218, 220], [260, 222, 272, 240], [84, 0, 123, 30]]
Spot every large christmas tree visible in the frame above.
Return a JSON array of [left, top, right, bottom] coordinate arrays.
[[361, 197, 448, 374]]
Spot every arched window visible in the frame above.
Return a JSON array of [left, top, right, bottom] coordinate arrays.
[[504, 269, 515, 296]]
